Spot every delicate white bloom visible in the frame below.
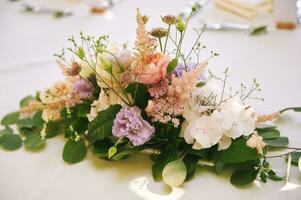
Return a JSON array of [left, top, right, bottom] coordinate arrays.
[[218, 99, 256, 139], [218, 135, 232, 151], [96, 43, 132, 88], [182, 80, 222, 122], [87, 89, 129, 121], [246, 132, 266, 154], [183, 111, 223, 149]]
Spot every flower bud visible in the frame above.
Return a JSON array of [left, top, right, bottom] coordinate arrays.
[[161, 15, 178, 25], [142, 15, 149, 24], [99, 56, 113, 73], [150, 27, 168, 38], [176, 18, 185, 32]]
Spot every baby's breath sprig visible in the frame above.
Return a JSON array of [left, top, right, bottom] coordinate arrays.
[[240, 79, 264, 102]]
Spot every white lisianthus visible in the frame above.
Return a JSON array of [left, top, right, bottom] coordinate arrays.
[[218, 99, 256, 139], [183, 110, 223, 149]]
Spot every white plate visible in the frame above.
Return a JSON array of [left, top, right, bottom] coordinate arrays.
[[0, 59, 301, 200]]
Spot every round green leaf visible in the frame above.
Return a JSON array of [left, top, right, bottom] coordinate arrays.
[[63, 139, 87, 164], [162, 159, 187, 187], [0, 134, 22, 150], [230, 168, 258, 186], [264, 137, 289, 147], [1, 112, 20, 126], [24, 134, 45, 150]]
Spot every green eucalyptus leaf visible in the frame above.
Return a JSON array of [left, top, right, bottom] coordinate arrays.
[[0, 126, 13, 135], [24, 134, 45, 150], [162, 159, 187, 187], [213, 137, 260, 163], [63, 139, 87, 164], [17, 118, 34, 129], [230, 168, 259, 186], [32, 111, 44, 128], [20, 95, 35, 108], [88, 104, 122, 142], [257, 129, 280, 139], [0, 134, 22, 150], [125, 83, 150, 109], [1, 112, 20, 126], [167, 58, 178, 73], [264, 137, 289, 147]]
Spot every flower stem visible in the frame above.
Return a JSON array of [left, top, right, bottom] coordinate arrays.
[[163, 25, 171, 53]]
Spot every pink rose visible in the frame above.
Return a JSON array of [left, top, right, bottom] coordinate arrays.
[[137, 54, 170, 84]]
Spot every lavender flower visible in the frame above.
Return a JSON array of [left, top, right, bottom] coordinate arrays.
[[174, 62, 209, 82], [71, 79, 93, 99], [112, 107, 155, 146]]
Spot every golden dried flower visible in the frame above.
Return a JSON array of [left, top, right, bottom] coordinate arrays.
[[161, 15, 178, 25], [150, 27, 168, 38], [256, 112, 281, 124]]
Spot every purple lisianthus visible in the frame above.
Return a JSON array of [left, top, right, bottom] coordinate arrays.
[[112, 107, 155, 146], [72, 79, 93, 98], [174, 62, 209, 82]]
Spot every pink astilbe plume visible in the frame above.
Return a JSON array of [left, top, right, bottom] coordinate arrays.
[[135, 8, 156, 57], [168, 62, 208, 100]]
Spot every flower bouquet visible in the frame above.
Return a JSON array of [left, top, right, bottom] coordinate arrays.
[[1, 8, 300, 188]]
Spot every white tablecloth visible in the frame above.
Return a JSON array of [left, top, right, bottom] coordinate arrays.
[[0, 0, 301, 199]]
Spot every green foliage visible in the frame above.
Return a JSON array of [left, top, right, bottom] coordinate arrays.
[[72, 117, 89, 134], [1, 112, 20, 126], [215, 160, 226, 174], [213, 137, 260, 163], [20, 95, 35, 108], [0, 134, 22, 150], [264, 137, 288, 147], [167, 58, 178, 73], [24, 134, 45, 150], [92, 138, 114, 158], [76, 103, 91, 118], [63, 139, 87, 164], [152, 146, 178, 180], [291, 152, 301, 166], [183, 154, 199, 180], [0, 126, 13, 135], [45, 120, 64, 138], [88, 104, 122, 142], [257, 128, 280, 139], [230, 168, 259, 186], [126, 83, 150, 109]]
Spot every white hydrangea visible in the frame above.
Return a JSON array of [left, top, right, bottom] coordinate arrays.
[[218, 99, 256, 139], [183, 110, 223, 149]]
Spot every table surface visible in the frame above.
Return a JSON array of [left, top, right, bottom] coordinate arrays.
[[0, 0, 301, 200]]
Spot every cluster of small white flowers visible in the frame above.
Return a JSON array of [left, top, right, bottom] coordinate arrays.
[[183, 91, 257, 151]]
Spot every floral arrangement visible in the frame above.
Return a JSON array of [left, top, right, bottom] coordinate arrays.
[[1, 8, 301, 188]]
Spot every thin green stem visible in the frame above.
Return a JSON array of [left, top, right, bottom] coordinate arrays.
[[163, 25, 171, 53], [159, 38, 163, 51]]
